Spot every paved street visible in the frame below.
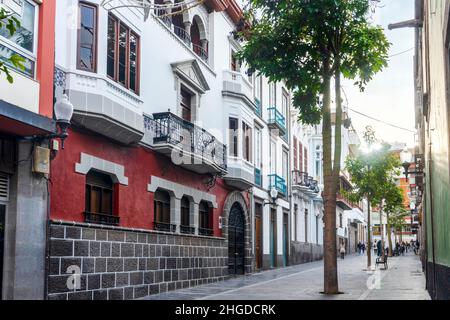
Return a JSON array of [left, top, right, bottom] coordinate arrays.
[[144, 253, 430, 300]]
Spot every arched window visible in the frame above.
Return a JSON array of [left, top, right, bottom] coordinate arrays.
[[198, 201, 212, 236], [154, 189, 173, 231], [85, 170, 118, 225], [191, 17, 208, 61]]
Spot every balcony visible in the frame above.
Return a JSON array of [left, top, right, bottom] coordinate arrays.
[[223, 158, 255, 191], [292, 171, 320, 196], [143, 112, 227, 175], [198, 228, 214, 236], [173, 25, 191, 46], [222, 70, 256, 110], [154, 222, 177, 233], [180, 225, 195, 235], [337, 175, 355, 210], [267, 108, 286, 136], [84, 212, 119, 226], [193, 44, 208, 63], [268, 174, 287, 196]]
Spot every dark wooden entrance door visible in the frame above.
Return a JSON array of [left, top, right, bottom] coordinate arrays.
[[0, 204, 5, 300], [255, 203, 262, 270], [228, 203, 245, 275]]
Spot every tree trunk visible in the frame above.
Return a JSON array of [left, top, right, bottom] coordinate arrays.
[[367, 198, 372, 269], [323, 56, 339, 294], [387, 212, 393, 257], [380, 203, 385, 261]]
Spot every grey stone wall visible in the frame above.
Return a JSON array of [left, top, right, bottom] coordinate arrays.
[[289, 242, 323, 265], [47, 221, 227, 300]]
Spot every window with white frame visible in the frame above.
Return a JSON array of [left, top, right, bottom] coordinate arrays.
[[0, 0, 38, 78], [269, 83, 276, 107], [242, 121, 252, 163], [254, 125, 262, 170]]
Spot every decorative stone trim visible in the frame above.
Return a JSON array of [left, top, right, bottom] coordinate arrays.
[[148, 176, 217, 208], [75, 153, 128, 185]]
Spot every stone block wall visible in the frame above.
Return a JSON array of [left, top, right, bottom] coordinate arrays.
[[47, 221, 228, 300], [289, 242, 323, 265]]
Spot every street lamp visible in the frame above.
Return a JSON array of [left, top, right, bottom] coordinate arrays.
[[263, 187, 279, 206], [52, 94, 74, 149], [400, 148, 414, 179]]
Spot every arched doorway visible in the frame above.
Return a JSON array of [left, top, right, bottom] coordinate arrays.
[[228, 203, 245, 275]]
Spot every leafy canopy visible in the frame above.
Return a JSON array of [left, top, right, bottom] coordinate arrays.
[[237, 0, 390, 124], [345, 143, 403, 205], [0, 8, 25, 83]]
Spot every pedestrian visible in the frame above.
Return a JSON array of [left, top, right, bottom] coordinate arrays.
[[340, 243, 346, 259], [362, 243, 366, 254], [377, 240, 382, 257], [357, 242, 362, 255]]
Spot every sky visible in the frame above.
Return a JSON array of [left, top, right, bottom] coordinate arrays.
[[342, 0, 416, 147]]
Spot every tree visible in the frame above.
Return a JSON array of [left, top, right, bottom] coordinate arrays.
[[382, 182, 404, 256], [0, 7, 25, 83], [237, 0, 389, 293], [345, 138, 401, 268]]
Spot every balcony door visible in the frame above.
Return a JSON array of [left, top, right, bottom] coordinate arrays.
[[181, 88, 192, 122]]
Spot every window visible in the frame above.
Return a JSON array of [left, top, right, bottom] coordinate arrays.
[[254, 76, 262, 102], [293, 137, 298, 170], [154, 189, 171, 228], [304, 146, 308, 174], [85, 170, 114, 216], [282, 149, 288, 182], [270, 140, 276, 173], [315, 146, 321, 179], [0, 0, 37, 77], [339, 213, 343, 228], [77, 2, 97, 72], [229, 117, 239, 157], [299, 142, 303, 172], [254, 126, 262, 169], [242, 122, 252, 162], [181, 87, 192, 121], [316, 215, 319, 244], [199, 201, 212, 236], [269, 83, 277, 107], [107, 14, 140, 93], [282, 91, 289, 121], [181, 196, 190, 226]]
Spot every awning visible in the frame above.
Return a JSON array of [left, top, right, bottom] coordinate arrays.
[[0, 99, 56, 137]]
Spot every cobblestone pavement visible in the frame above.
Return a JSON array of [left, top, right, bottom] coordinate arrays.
[[143, 252, 430, 300]]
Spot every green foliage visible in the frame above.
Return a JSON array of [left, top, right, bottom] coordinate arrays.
[[237, 0, 391, 124], [388, 209, 409, 233], [344, 143, 403, 205], [0, 7, 25, 83]]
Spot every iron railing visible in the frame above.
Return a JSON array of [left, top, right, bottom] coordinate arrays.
[[198, 227, 214, 236], [84, 212, 120, 226], [268, 174, 287, 195], [154, 222, 177, 233], [180, 225, 195, 235], [144, 112, 227, 172], [292, 171, 320, 194], [173, 25, 191, 46], [254, 98, 262, 116], [267, 107, 286, 133], [155, 8, 172, 27], [192, 43, 208, 62]]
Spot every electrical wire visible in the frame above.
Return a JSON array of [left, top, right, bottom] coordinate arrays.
[[348, 107, 416, 133], [388, 47, 414, 58]]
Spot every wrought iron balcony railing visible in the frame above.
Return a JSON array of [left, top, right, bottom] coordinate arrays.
[[292, 171, 311, 187], [180, 225, 195, 235], [144, 112, 227, 174], [268, 174, 287, 195], [267, 107, 286, 135], [192, 44, 208, 62], [198, 227, 214, 236], [155, 8, 172, 28], [84, 212, 119, 226], [154, 222, 177, 233], [173, 25, 192, 46], [254, 98, 262, 116]]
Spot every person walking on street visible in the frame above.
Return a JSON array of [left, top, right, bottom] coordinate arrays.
[[340, 243, 346, 259], [362, 243, 366, 255], [377, 240, 382, 257]]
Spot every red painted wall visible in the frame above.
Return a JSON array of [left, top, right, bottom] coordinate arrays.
[[37, 0, 56, 118], [50, 128, 235, 236]]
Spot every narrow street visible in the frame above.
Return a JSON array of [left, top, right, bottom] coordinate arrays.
[[144, 253, 430, 300]]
